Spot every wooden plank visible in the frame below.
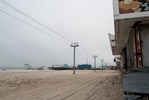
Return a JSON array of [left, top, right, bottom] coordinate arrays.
[[123, 72, 149, 94]]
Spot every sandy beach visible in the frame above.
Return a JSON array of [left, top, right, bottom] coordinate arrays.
[[0, 70, 124, 100]]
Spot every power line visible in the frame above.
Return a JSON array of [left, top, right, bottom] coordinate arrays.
[[0, 1, 112, 67], [0, 9, 107, 66], [1, 0, 108, 59], [79, 46, 90, 53], [0, 0, 74, 43], [0, 10, 70, 46], [1, 10, 93, 59], [0, 0, 93, 55], [0, 9, 92, 57]]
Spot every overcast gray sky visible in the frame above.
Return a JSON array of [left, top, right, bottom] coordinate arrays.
[[0, 0, 115, 68]]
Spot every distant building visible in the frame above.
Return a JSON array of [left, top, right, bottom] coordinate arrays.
[[77, 64, 92, 70]]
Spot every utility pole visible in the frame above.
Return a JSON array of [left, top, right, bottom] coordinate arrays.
[[101, 59, 104, 70], [105, 63, 108, 69], [87, 58, 88, 65], [93, 55, 97, 72], [105, 63, 108, 66], [70, 42, 79, 74]]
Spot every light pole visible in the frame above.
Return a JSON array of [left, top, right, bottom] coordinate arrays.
[[101, 59, 104, 70], [70, 42, 79, 74], [93, 55, 97, 72]]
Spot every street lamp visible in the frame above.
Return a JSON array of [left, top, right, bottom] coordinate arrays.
[[70, 42, 79, 74], [93, 55, 97, 72]]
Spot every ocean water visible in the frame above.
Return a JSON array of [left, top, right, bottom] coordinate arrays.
[[0, 66, 49, 71], [0, 67, 26, 71]]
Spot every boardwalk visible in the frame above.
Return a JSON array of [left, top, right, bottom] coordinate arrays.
[[0, 70, 124, 100]]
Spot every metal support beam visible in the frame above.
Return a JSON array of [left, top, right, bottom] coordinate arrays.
[[101, 59, 104, 70], [70, 42, 79, 74], [93, 55, 97, 72]]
